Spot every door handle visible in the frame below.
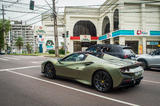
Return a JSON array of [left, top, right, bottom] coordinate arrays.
[[84, 62, 94, 66]]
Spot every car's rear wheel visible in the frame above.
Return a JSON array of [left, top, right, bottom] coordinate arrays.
[[138, 60, 147, 70], [93, 71, 112, 92], [44, 62, 56, 79]]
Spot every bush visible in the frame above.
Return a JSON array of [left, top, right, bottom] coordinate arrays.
[[48, 49, 65, 55], [48, 50, 55, 54], [59, 49, 65, 55]]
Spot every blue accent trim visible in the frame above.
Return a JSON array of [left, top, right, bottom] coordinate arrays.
[[99, 35, 107, 40], [112, 30, 134, 37], [150, 31, 160, 36], [149, 41, 159, 45], [39, 35, 42, 38], [39, 44, 43, 53]]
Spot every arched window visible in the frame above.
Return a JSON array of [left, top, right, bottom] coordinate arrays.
[[73, 21, 97, 36], [102, 16, 110, 35], [113, 9, 119, 31]]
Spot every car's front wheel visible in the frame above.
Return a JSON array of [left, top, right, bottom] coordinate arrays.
[[93, 71, 112, 92], [138, 59, 148, 70], [44, 62, 56, 79]]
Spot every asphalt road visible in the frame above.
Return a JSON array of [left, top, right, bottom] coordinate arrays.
[[0, 55, 160, 106]]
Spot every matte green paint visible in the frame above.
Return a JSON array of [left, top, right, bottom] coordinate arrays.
[[41, 54, 143, 88]]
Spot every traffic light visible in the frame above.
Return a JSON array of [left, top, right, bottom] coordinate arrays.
[[66, 31, 69, 38], [30, 0, 34, 10], [62, 34, 65, 38]]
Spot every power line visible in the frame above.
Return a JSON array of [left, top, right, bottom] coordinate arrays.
[[0, 9, 41, 14], [35, 0, 160, 8], [44, 0, 52, 9], [27, 12, 51, 27], [25, 9, 52, 22], [1, 0, 49, 10], [10, 13, 28, 19]]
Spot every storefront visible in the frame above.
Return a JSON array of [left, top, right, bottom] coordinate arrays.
[[35, 26, 46, 53], [99, 30, 160, 54], [70, 35, 98, 52]]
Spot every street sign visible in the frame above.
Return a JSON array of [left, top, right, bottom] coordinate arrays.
[[80, 35, 91, 42]]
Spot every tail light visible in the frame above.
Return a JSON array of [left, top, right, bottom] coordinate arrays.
[[124, 55, 128, 59]]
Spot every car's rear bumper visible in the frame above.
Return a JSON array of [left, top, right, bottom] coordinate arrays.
[[119, 76, 143, 87]]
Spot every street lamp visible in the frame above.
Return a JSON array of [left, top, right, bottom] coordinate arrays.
[[34, 35, 37, 53]]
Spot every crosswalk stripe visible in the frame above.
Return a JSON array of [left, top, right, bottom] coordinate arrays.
[[0, 58, 9, 61], [3, 57, 20, 60], [32, 61, 43, 64]]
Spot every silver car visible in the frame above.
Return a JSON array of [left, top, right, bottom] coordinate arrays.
[[136, 49, 160, 69]]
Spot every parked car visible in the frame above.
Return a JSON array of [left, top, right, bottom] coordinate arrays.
[[86, 44, 136, 59], [0, 51, 5, 55], [136, 48, 160, 69], [41, 52, 143, 92]]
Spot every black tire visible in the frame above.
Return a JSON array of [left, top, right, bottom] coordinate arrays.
[[138, 60, 148, 70], [93, 71, 112, 92], [135, 80, 141, 85], [44, 62, 56, 79]]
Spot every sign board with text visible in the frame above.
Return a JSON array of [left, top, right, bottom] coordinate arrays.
[[80, 35, 91, 42]]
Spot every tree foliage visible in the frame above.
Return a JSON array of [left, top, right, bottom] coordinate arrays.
[[15, 36, 23, 50], [26, 43, 32, 54], [0, 19, 11, 50]]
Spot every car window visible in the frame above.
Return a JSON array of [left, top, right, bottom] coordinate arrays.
[[152, 49, 160, 55], [61, 53, 86, 62], [102, 47, 112, 53], [86, 47, 97, 53], [123, 49, 135, 55]]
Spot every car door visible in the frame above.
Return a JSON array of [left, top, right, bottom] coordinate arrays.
[[55, 53, 87, 78], [150, 50, 160, 67]]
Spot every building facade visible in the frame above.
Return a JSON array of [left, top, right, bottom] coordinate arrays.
[[98, 0, 160, 54], [41, 0, 160, 54], [6, 21, 35, 53], [64, 0, 160, 54], [40, 14, 65, 53]]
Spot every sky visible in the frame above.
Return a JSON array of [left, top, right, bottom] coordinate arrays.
[[0, 0, 106, 26]]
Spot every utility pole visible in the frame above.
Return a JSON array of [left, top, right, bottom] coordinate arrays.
[[2, 4, 6, 54], [52, 0, 59, 57]]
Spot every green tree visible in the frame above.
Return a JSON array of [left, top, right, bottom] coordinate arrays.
[[26, 43, 32, 54], [15, 36, 23, 54], [0, 19, 11, 52]]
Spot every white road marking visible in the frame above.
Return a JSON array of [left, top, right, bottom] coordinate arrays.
[[0, 65, 40, 72], [143, 80, 160, 84], [32, 61, 43, 64], [5, 70, 139, 106], [3, 57, 20, 60], [0, 70, 6, 72], [0, 58, 9, 61]]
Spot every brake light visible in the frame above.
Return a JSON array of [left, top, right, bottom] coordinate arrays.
[[124, 55, 128, 59]]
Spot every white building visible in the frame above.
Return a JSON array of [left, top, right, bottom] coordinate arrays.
[[64, 0, 160, 54], [42, 0, 160, 54], [40, 14, 65, 53], [7, 21, 35, 53]]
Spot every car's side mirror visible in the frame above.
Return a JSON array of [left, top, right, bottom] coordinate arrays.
[[57, 58, 62, 64]]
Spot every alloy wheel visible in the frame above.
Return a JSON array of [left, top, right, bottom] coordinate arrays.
[[93, 71, 112, 92], [44, 63, 55, 79]]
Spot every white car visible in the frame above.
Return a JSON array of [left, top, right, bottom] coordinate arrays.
[[136, 49, 160, 69]]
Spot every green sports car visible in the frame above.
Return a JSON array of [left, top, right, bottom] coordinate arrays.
[[41, 52, 144, 92]]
